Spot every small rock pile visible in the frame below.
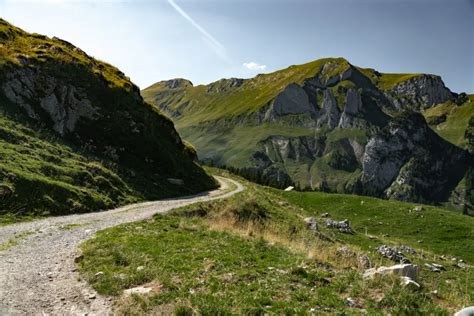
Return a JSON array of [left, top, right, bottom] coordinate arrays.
[[325, 219, 353, 233], [377, 245, 410, 263], [397, 245, 417, 254]]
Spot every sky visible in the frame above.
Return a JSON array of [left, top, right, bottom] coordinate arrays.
[[0, 0, 472, 93]]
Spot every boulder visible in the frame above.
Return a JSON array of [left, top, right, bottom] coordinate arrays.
[[123, 286, 152, 295], [363, 263, 419, 281], [401, 276, 421, 290], [455, 306, 474, 316]]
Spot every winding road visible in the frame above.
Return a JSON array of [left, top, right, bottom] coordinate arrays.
[[0, 176, 244, 315]]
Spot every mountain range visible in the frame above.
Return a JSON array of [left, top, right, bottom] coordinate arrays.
[[142, 58, 473, 210]]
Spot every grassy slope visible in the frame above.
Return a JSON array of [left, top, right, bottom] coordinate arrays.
[[0, 19, 216, 221], [423, 95, 474, 148], [0, 110, 140, 222], [0, 19, 130, 89], [78, 168, 473, 314]]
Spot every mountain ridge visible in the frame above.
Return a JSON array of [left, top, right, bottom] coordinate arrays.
[[143, 57, 473, 211]]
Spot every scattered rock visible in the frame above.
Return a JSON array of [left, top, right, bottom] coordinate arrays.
[[325, 219, 353, 233], [336, 246, 355, 258], [397, 245, 417, 254], [345, 297, 357, 308], [401, 276, 420, 290], [123, 286, 152, 296], [455, 262, 466, 269], [284, 186, 294, 192], [321, 212, 330, 218], [363, 263, 419, 281], [88, 293, 96, 300], [377, 245, 410, 263], [424, 263, 445, 272], [304, 217, 319, 231], [94, 272, 104, 277], [136, 266, 144, 272], [358, 255, 372, 269], [114, 273, 127, 280], [455, 306, 474, 316]]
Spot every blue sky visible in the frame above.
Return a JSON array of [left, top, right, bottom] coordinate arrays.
[[1, 0, 472, 92]]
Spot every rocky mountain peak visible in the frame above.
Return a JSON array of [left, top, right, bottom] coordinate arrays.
[[162, 78, 194, 89]]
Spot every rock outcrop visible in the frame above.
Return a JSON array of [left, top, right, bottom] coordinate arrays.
[[265, 83, 318, 120], [338, 89, 362, 128], [2, 67, 98, 136], [317, 90, 340, 128], [384, 75, 454, 111], [360, 112, 468, 202]]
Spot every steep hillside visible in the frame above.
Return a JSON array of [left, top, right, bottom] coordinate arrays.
[[0, 19, 216, 220], [143, 58, 472, 209]]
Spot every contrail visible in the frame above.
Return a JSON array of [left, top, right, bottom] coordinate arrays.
[[167, 0, 227, 60]]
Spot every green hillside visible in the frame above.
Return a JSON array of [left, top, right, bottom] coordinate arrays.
[[423, 94, 474, 148], [78, 169, 473, 314], [0, 19, 216, 222]]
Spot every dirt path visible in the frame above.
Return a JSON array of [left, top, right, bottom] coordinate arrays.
[[0, 176, 243, 315]]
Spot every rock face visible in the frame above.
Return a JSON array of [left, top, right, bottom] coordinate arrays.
[[2, 68, 98, 136], [361, 112, 468, 202], [265, 83, 317, 120], [385, 75, 454, 111], [317, 90, 341, 128], [338, 89, 362, 128]]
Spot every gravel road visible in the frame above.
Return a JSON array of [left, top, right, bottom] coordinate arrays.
[[0, 176, 243, 315]]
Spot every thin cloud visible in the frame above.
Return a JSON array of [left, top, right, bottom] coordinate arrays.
[[243, 62, 267, 71], [167, 0, 227, 60]]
